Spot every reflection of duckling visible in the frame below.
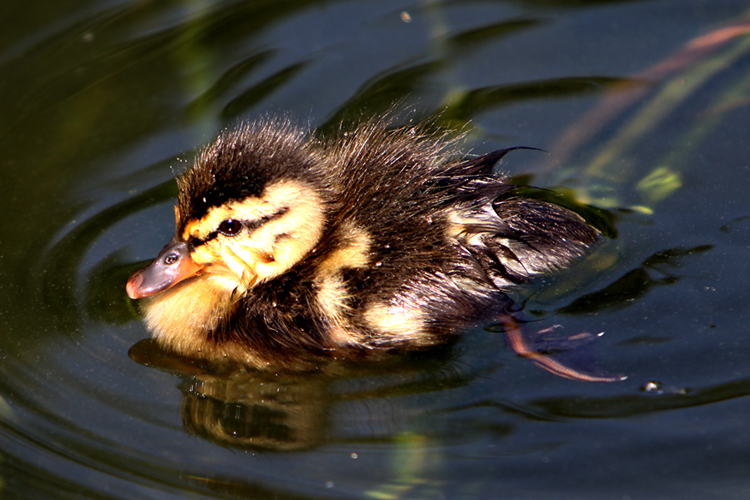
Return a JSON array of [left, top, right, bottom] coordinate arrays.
[[126, 117, 599, 369]]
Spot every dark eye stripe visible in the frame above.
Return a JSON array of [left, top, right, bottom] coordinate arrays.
[[245, 205, 289, 231], [190, 206, 290, 248]]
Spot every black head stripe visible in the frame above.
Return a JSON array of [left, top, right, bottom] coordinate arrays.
[[190, 206, 291, 248], [246, 206, 290, 231], [176, 119, 316, 224]]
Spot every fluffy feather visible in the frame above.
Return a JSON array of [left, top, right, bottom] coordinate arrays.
[[128, 116, 599, 369]]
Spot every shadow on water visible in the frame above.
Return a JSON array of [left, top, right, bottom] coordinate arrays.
[[558, 244, 715, 315], [531, 376, 750, 419]]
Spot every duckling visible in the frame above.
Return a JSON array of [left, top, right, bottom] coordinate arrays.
[[126, 117, 600, 371]]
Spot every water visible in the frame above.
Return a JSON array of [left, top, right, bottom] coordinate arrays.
[[1, 0, 749, 498]]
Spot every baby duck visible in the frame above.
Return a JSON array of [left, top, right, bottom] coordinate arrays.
[[126, 117, 599, 370]]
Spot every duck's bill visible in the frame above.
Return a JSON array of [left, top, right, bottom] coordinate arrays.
[[126, 236, 204, 299]]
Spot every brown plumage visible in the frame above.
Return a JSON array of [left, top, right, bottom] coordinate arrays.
[[126, 116, 599, 369]]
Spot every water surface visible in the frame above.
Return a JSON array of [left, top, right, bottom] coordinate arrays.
[[1, 0, 750, 498]]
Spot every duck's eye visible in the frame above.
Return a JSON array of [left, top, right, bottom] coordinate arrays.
[[218, 219, 243, 236], [163, 253, 179, 265]]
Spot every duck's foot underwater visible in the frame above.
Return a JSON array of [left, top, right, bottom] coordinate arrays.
[[499, 316, 627, 382]]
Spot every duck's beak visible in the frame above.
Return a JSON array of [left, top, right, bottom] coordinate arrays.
[[126, 236, 204, 299]]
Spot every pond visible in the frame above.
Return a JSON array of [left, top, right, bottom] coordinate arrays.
[[1, 0, 750, 498]]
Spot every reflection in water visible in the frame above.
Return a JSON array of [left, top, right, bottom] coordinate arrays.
[[180, 373, 327, 451], [129, 301, 628, 454], [129, 338, 474, 452], [131, 339, 327, 451]]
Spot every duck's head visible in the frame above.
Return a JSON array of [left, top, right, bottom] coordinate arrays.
[[126, 120, 332, 333]]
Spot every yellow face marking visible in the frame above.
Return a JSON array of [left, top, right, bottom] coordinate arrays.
[[181, 195, 276, 242], [180, 180, 325, 289]]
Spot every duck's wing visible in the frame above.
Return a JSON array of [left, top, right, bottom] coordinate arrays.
[[443, 147, 544, 177], [444, 192, 599, 285], [488, 196, 599, 279]]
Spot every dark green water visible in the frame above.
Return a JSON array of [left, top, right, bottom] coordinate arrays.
[[1, 0, 749, 498]]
